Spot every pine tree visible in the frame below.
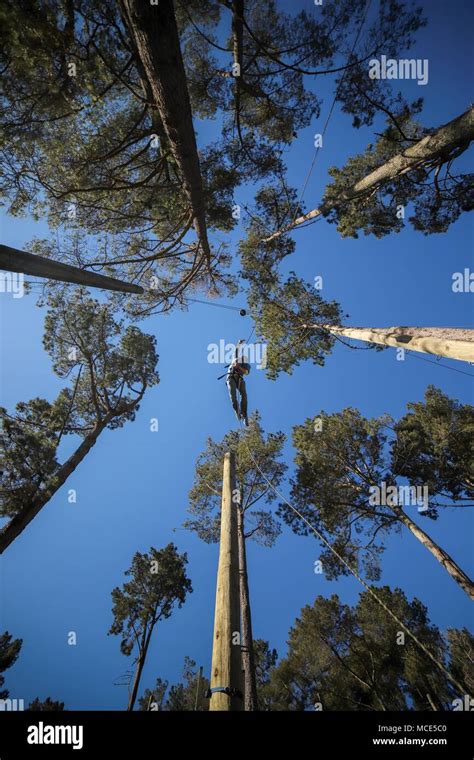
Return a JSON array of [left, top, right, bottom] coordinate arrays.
[[0, 1, 426, 313], [263, 588, 467, 711], [0, 632, 22, 699], [108, 544, 192, 711], [283, 387, 474, 598], [27, 697, 65, 711], [0, 289, 159, 552], [138, 657, 210, 711]]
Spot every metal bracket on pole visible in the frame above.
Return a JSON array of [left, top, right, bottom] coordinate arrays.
[[206, 686, 243, 700]]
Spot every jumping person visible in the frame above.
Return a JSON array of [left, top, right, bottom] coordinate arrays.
[[226, 339, 250, 426]]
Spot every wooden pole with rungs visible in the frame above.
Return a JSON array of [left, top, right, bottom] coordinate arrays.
[[0, 244, 144, 294], [304, 325, 474, 363], [209, 452, 243, 710]]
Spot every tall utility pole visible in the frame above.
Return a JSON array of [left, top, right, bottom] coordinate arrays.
[[0, 244, 144, 294], [209, 452, 243, 711], [303, 324, 474, 363]]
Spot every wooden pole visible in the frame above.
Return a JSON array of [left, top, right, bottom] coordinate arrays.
[[0, 244, 144, 294], [194, 666, 203, 711], [209, 452, 243, 711], [237, 504, 258, 710], [304, 325, 474, 363]]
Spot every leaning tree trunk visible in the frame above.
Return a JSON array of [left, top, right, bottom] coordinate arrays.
[[393, 506, 474, 600], [0, 244, 144, 294], [127, 626, 153, 711], [236, 506, 258, 711], [264, 106, 474, 242], [0, 415, 112, 554], [127, 653, 145, 712], [119, 0, 211, 263], [231, 0, 244, 75], [304, 325, 474, 364]]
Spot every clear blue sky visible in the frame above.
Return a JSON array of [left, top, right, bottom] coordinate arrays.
[[0, 0, 472, 709]]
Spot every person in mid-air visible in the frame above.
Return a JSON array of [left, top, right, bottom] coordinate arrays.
[[226, 339, 250, 426]]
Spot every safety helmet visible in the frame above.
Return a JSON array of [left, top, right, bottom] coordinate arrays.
[[240, 362, 251, 375]]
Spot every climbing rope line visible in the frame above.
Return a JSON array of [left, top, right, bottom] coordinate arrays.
[[186, 296, 247, 314], [245, 324, 255, 345], [23, 281, 251, 319], [306, 323, 474, 373], [290, 0, 373, 229], [241, 1, 372, 240], [309, 323, 379, 351], [405, 350, 474, 378], [236, 318, 373, 388], [236, 417, 466, 695]]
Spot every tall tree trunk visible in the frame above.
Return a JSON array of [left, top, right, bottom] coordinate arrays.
[[231, 0, 243, 122], [237, 506, 258, 710], [393, 507, 474, 600], [127, 653, 145, 712], [264, 106, 474, 242], [231, 0, 244, 74], [426, 691, 439, 712], [0, 244, 143, 294], [229, 1, 266, 101], [119, 0, 211, 263], [0, 416, 112, 554], [127, 627, 153, 712], [304, 324, 474, 364]]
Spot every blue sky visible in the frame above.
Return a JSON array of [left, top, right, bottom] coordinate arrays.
[[0, 0, 473, 710]]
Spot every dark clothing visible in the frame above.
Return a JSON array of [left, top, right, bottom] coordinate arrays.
[[227, 371, 248, 422], [226, 341, 248, 423]]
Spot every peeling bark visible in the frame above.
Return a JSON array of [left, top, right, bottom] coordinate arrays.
[[119, 0, 211, 263], [393, 506, 474, 600], [237, 506, 258, 710], [264, 107, 474, 242]]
